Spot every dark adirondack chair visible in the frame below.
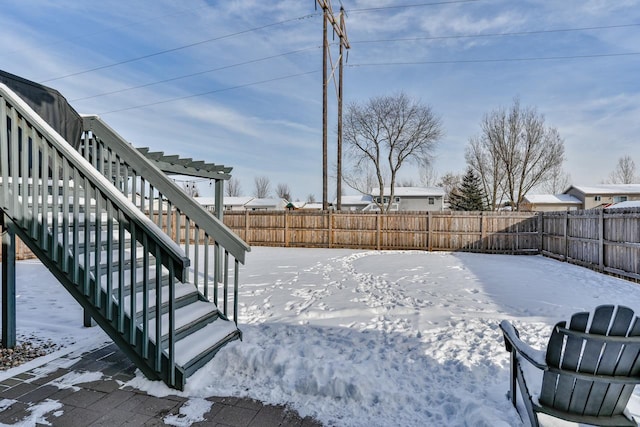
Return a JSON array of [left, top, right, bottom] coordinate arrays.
[[500, 305, 640, 426]]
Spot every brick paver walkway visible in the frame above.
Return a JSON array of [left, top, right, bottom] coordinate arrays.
[[0, 343, 322, 426]]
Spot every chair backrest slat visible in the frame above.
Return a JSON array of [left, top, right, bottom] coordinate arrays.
[[539, 305, 640, 418], [540, 320, 566, 405], [573, 306, 616, 415], [548, 312, 589, 411], [585, 306, 635, 415], [608, 318, 640, 416]]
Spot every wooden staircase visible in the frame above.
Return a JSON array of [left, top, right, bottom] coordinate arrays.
[[0, 83, 250, 390]]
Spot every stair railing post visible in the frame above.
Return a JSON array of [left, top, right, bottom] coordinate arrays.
[[215, 179, 224, 286], [2, 213, 16, 348], [223, 251, 229, 317], [83, 310, 93, 327], [234, 258, 239, 325], [168, 262, 176, 387]]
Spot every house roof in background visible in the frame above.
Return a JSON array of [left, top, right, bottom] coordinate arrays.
[[245, 198, 286, 208], [523, 194, 582, 204], [194, 196, 216, 206], [566, 184, 640, 195], [370, 187, 445, 197], [225, 196, 255, 206], [302, 203, 323, 210], [606, 200, 640, 209], [194, 196, 254, 206], [333, 194, 373, 205]]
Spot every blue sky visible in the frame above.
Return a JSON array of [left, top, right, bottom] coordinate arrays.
[[1, 0, 639, 201]]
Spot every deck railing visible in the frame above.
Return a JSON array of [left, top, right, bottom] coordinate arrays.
[[80, 115, 250, 324]]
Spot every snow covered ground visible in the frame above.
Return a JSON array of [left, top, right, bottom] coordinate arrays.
[[3, 247, 640, 426]]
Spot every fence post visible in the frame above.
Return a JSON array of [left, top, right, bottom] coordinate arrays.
[[244, 210, 250, 244], [538, 211, 544, 254], [328, 210, 333, 248], [598, 208, 604, 272], [376, 212, 381, 250], [284, 210, 289, 247], [480, 211, 486, 251], [427, 211, 432, 252], [564, 210, 569, 261]]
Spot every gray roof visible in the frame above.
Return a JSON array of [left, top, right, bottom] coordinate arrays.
[[332, 194, 373, 205], [370, 187, 445, 197], [566, 184, 640, 195], [244, 198, 287, 208], [523, 194, 582, 204], [194, 196, 254, 206]]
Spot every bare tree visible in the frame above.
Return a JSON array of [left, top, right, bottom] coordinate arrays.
[[343, 163, 380, 195], [539, 163, 571, 194], [275, 183, 292, 201], [607, 156, 637, 184], [419, 159, 438, 187], [307, 194, 316, 203], [398, 178, 418, 187], [343, 92, 444, 212], [253, 176, 271, 198], [467, 98, 565, 210], [437, 172, 462, 203], [466, 135, 505, 210], [225, 177, 242, 197]]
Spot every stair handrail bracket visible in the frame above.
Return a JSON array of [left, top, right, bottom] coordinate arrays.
[[0, 83, 190, 280]]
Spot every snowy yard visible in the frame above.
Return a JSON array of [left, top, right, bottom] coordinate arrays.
[[3, 247, 640, 426]]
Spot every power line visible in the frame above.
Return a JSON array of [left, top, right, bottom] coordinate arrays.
[[71, 45, 321, 102], [97, 70, 319, 115], [0, 3, 218, 59], [347, 52, 640, 67], [348, 0, 482, 13], [39, 13, 320, 84], [352, 23, 640, 44]]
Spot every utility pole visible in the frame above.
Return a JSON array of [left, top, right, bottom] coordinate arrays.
[[316, 0, 349, 211], [322, 4, 328, 211], [336, 7, 347, 211]]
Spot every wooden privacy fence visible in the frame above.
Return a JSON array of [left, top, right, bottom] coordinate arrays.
[[5, 208, 640, 283], [541, 207, 640, 281], [223, 210, 540, 254]]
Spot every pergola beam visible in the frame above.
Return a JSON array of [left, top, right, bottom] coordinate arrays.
[[135, 147, 232, 180]]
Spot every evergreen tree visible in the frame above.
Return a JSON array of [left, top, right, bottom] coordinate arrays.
[[449, 168, 487, 211]]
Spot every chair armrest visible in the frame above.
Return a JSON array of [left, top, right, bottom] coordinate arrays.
[[500, 320, 547, 370]]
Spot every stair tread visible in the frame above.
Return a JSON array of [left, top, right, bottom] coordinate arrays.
[[121, 282, 198, 316], [107, 265, 166, 289], [146, 300, 219, 342], [173, 319, 238, 367], [77, 246, 144, 270]]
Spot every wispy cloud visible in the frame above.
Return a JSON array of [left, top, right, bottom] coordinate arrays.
[[1, 0, 639, 197]]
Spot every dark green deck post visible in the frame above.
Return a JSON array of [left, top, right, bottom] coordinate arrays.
[[1, 213, 16, 348], [83, 310, 95, 327], [215, 179, 224, 284]]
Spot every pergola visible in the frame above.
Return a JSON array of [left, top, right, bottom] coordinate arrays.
[[136, 147, 232, 221]]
